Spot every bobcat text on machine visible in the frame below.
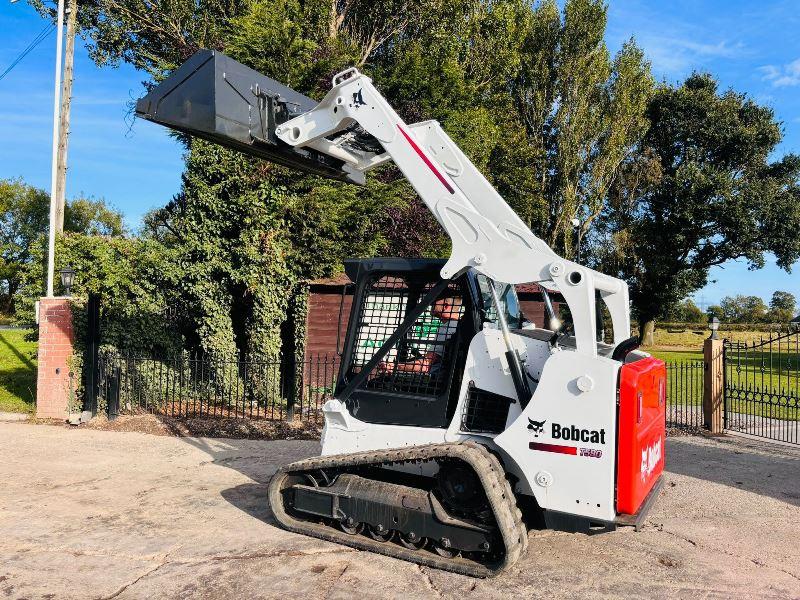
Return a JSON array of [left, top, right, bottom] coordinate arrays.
[[136, 50, 667, 578]]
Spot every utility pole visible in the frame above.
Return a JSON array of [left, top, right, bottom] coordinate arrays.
[[54, 0, 77, 232], [46, 0, 66, 297]]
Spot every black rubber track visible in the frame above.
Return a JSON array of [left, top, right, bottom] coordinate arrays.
[[267, 442, 528, 578]]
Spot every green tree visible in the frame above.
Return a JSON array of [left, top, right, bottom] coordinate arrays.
[[496, 0, 653, 256], [664, 298, 704, 323], [602, 74, 800, 344], [0, 179, 124, 313], [15, 234, 180, 352], [767, 290, 796, 323], [65, 196, 124, 236], [707, 304, 724, 321], [720, 295, 768, 324], [31, 0, 247, 76]]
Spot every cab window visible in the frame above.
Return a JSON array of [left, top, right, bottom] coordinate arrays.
[[475, 275, 522, 329]]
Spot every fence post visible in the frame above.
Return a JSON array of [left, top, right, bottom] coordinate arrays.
[[83, 293, 101, 418], [285, 352, 297, 422], [703, 336, 724, 433], [107, 365, 120, 421]]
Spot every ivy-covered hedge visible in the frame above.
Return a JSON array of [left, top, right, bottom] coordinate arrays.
[[16, 234, 185, 353], [15, 230, 316, 414], [15, 233, 190, 412]]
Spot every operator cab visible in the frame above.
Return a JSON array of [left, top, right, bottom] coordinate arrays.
[[334, 258, 533, 429]]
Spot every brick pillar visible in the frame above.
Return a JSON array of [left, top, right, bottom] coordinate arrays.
[[36, 297, 75, 420], [703, 337, 724, 433]]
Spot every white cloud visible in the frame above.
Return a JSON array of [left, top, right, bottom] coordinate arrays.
[[672, 39, 745, 59], [635, 35, 747, 77], [760, 58, 800, 87]]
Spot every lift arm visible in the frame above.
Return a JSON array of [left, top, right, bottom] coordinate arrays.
[[274, 68, 630, 357], [136, 52, 631, 357]]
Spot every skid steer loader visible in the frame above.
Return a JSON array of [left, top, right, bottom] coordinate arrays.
[[136, 50, 666, 577]]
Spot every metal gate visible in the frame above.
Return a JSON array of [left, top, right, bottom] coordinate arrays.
[[665, 360, 704, 430], [724, 329, 800, 444]]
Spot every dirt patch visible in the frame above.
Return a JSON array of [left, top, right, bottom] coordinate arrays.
[[1, 426, 798, 599], [665, 426, 702, 437], [84, 413, 322, 440]]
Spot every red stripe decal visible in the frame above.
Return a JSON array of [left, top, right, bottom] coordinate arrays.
[[529, 442, 577, 455], [397, 125, 455, 194]]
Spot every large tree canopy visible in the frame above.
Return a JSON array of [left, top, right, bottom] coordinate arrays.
[[27, 0, 653, 357], [600, 74, 800, 343], [498, 0, 653, 256]]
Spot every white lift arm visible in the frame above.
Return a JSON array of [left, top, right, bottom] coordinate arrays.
[[275, 68, 631, 357]]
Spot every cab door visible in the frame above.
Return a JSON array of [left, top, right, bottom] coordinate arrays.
[[335, 260, 477, 428]]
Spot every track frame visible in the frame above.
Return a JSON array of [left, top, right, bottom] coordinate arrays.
[[268, 442, 527, 578]]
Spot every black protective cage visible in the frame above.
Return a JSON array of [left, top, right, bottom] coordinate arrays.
[[333, 258, 516, 430]]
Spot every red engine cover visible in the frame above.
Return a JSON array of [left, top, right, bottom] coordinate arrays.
[[616, 357, 666, 515]]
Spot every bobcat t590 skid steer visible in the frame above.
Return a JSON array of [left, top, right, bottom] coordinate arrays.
[[137, 50, 666, 577]]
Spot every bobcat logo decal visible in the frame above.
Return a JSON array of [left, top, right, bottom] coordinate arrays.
[[353, 88, 366, 107], [527, 418, 546, 437]]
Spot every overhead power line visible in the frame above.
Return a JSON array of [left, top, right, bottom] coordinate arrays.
[[0, 23, 56, 83]]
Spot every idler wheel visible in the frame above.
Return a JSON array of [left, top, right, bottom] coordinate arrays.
[[366, 524, 394, 542], [338, 518, 363, 535], [398, 532, 426, 550], [436, 462, 485, 512]]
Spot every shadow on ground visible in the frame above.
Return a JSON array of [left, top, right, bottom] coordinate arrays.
[[664, 434, 800, 506], [176, 433, 320, 525], [168, 423, 800, 532], [220, 482, 275, 523], [0, 331, 35, 370]]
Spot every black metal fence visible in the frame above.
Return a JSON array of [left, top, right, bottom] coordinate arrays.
[[724, 329, 800, 444], [98, 351, 340, 423], [665, 360, 704, 430], [95, 343, 798, 444]]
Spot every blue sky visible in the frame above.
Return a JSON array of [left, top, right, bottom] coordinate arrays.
[[1, 0, 799, 309], [0, 2, 184, 225]]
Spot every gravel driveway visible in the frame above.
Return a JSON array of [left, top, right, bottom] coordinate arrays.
[[1, 423, 798, 599]]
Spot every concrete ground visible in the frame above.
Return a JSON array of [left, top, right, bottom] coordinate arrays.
[[1, 424, 799, 600], [0, 412, 27, 422]]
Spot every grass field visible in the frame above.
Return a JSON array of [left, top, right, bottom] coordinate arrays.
[[647, 331, 800, 421], [652, 327, 794, 347], [650, 348, 703, 362], [0, 329, 37, 413], [724, 341, 799, 421]]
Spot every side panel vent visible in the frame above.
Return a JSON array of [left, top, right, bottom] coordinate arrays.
[[461, 382, 513, 434]]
